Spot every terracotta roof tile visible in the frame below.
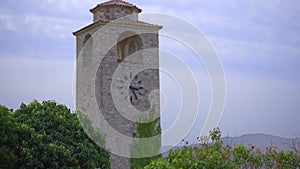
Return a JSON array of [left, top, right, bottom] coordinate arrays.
[[91, 0, 142, 13]]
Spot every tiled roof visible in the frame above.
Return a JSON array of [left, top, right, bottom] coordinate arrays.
[[91, 0, 142, 13]]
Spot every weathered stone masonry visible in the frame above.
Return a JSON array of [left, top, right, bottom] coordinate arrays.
[[73, 1, 161, 168]]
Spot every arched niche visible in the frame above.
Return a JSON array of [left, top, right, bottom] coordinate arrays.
[[82, 34, 93, 67], [117, 31, 143, 62]]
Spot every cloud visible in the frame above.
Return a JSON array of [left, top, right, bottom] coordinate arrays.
[[211, 35, 300, 74], [150, 1, 300, 76], [24, 15, 83, 38], [0, 0, 90, 38], [0, 13, 18, 31], [11, 0, 93, 13]]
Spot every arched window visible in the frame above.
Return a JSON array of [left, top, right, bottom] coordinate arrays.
[[117, 32, 142, 62]]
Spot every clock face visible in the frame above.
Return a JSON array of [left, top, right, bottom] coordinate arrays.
[[115, 70, 152, 112], [129, 74, 144, 104], [116, 72, 144, 104]]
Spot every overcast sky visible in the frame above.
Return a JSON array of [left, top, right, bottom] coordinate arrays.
[[1, 0, 300, 145]]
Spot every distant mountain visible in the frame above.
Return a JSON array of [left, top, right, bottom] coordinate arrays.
[[221, 133, 299, 152]]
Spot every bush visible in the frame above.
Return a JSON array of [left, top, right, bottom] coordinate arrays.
[[145, 127, 300, 169]]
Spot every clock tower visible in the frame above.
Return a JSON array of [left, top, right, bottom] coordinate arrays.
[[73, 0, 161, 168]]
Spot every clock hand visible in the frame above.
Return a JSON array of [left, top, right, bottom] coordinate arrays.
[[129, 86, 139, 90], [132, 89, 138, 99], [129, 86, 138, 100]]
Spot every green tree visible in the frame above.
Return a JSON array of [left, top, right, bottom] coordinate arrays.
[[1, 100, 110, 169], [0, 105, 19, 168]]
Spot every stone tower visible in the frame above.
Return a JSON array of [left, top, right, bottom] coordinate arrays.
[[73, 0, 161, 168]]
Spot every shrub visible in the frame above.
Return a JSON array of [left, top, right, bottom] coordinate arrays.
[[145, 127, 300, 169]]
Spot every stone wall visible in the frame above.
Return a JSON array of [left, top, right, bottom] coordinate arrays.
[[92, 6, 138, 22], [75, 23, 160, 169]]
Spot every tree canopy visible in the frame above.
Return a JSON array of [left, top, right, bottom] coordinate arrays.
[[0, 100, 109, 169]]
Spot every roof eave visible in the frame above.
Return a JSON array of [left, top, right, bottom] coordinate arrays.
[[73, 22, 105, 36], [73, 21, 162, 36]]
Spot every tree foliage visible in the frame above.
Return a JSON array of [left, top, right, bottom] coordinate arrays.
[[131, 107, 161, 169], [0, 100, 109, 169], [145, 127, 300, 169], [0, 105, 19, 168]]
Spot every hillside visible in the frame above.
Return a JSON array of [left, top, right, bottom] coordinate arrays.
[[221, 133, 299, 152]]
